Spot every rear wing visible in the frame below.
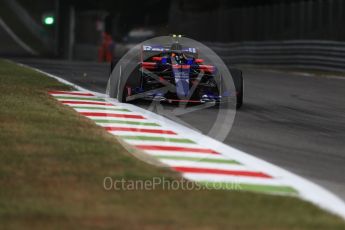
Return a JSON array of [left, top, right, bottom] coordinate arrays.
[[143, 45, 197, 53], [141, 45, 198, 61]]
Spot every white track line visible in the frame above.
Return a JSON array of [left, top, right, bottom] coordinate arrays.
[[183, 173, 289, 186]]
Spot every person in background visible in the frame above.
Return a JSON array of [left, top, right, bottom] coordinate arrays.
[[98, 32, 114, 63]]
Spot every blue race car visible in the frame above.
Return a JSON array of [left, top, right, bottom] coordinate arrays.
[[111, 40, 243, 108]]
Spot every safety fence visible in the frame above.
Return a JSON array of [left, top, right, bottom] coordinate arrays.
[[207, 40, 345, 72]]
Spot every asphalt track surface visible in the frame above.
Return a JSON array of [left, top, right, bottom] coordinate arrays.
[[15, 58, 345, 201]]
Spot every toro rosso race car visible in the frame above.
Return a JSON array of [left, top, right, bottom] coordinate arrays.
[[110, 38, 243, 109]]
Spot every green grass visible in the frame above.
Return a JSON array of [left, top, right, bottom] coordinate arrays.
[[0, 59, 345, 229]]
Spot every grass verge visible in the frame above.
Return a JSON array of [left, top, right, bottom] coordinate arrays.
[[0, 59, 344, 229]]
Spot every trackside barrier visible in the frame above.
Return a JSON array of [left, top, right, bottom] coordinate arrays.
[[206, 40, 345, 72]]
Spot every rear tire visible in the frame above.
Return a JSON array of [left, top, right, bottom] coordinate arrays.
[[236, 82, 243, 109], [230, 68, 244, 109]]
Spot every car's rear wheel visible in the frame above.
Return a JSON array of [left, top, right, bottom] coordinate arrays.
[[236, 81, 243, 109], [230, 68, 243, 109]]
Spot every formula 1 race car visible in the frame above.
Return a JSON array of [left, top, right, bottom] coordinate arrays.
[[110, 38, 243, 109]]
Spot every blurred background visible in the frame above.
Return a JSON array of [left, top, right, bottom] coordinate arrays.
[[1, 0, 345, 71]]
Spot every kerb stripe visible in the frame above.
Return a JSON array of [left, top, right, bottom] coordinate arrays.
[[49, 91, 94, 96], [80, 112, 145, 119], [174, 166, 272, 178], [60, 101, 113, 106], [135, 145, 219, 154], [106, 127, 176, 134]]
